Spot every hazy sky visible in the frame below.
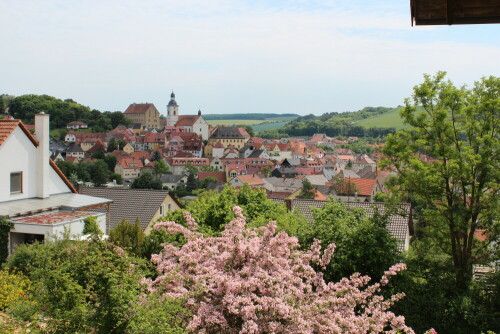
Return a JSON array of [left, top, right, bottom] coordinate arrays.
[[1, 0, 499, 116]]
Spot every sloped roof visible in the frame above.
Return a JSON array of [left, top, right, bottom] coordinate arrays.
[[67, 143, 84, 153], [176, 115, 200, 126], [278, 199, 411, 252], [198, 171, 226, 184], [0, 120, 38, 146], [0, 119, 76, 193], [348, 178, 377, 196], [235, 174, 265, 186], [80, 187, 181, 230], [124, 103, 156, 114], [211, 126, 248, 139]]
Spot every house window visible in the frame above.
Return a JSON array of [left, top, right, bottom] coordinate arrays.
[[10, 172, 22, 194], [160, 205, 165, 216]]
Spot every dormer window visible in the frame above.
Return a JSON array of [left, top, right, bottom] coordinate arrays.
[[10, 172, 22, 194]]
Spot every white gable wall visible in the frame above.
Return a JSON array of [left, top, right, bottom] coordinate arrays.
[[48, 166, 72, 195], [0, 127, 71, 203], [0, 127, 38, 202]]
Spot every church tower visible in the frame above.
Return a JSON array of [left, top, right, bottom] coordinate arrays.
[[167, 91, 179, 126]]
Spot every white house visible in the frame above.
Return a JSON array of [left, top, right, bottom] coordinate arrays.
[[65, 130, 77, 143], [0, 114, 112, 253]]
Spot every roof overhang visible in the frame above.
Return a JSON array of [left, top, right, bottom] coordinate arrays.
[[0, 193, 113, 218], [411, 0, 500, 25]]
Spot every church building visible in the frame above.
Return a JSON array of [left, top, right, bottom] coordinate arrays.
[[166, 92, 209, 140]]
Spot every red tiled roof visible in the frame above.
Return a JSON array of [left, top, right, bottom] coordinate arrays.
[[348, 178, 377, 196], [236, 174, 265, 186], [474, 229, 488, 242], [0, 120, 38, 147], [176, 115, 200, 126], [198, 171, 226, 184], [124, 103, 155, 114], [120, 158, 144, 169]]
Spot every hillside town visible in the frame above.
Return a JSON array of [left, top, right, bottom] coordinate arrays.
[[50, 93, 389, 201], [1, 0, 499, 331]]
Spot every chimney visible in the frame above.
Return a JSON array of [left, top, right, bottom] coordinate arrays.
[[35, 113, 50, 198]]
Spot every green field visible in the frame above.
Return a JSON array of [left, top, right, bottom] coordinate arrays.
[[207, 116, 298, 130], [355, 108, 409, 130], [207, 119, 264, 126]]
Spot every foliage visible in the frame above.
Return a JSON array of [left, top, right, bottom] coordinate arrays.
[[153, 159, 169, 176], [297, 178, 316, 199], [127, 293, 190, 334], [82, 216, 103, 236], [381, 72, 499, 287], [331, 174, 358, 196], [4, 238, 149, 333], [185, 163, 198, 176], [162, 184, 308, 236], [109, 218, 144, 257], [144, 207, 413, 334], [131, 172, 162, 190], [90, 160, 110, 187], [151, 150, 161, 161], [0, 217, 13, 264], [107, 137, 118, 152], [110, 173, 123, 185], [259, 107, 398, 138], [299, 200, 400, 282], [185, 173, 197, 193], [390, 238, 500, 334], [8, 94, 130, 130], [0, 270, 31, 311]]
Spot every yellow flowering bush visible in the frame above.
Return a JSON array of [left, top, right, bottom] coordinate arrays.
[[0, 269, 30, 311]]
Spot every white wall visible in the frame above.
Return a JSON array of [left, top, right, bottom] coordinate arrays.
[[0, 127, 38, 202], [11, 212, 107, 240], [0, 127, 71, 203]]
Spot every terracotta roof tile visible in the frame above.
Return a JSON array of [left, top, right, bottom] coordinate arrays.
[[348, 178, 377, 196], [0, 120, 38, 147], [124, 103, 156, 114]]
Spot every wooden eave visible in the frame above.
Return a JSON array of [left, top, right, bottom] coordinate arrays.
[[411, 0, 500, 25]]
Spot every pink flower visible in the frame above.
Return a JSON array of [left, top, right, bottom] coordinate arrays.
[[145, 206, 414, 334]]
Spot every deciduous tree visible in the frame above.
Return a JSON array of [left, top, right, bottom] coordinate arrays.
[[382, 72, 499, 288], [144, 207, 414, 334]]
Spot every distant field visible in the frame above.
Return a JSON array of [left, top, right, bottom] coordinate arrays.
[[355, 108, 409, 130], [206, 119, 264, 126], [253, 121, 291, 132], [207, 116, 298, 129]]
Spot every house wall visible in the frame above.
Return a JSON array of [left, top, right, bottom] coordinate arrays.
[[0, 127, 70, 202], [193, 118, 209, 140], [0, 127, 38, 202], [9, 212, 106, 252], [143, 196, 182, 234]]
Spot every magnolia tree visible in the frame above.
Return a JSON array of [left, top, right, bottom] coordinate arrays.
[[143, 207, 414, 334]]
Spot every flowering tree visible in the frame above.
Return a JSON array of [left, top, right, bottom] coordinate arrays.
[[143, 207, 414, 334]]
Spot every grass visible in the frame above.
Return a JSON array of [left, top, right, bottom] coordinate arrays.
[[206, 119, 265, 126], [355, 108, 410, 130], [207, 116, 298, 128], [253, 121, 291, 132]]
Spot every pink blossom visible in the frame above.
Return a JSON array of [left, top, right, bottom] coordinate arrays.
[[145, 206, 414, 334]]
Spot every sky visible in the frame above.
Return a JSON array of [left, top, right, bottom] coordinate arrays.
[[1, 0, 499, 116]]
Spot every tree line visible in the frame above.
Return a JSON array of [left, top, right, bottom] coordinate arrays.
[[4, 94, 131, 131]]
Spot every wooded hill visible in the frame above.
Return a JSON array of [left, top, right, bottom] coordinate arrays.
[[258, 106, 403, 138]]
